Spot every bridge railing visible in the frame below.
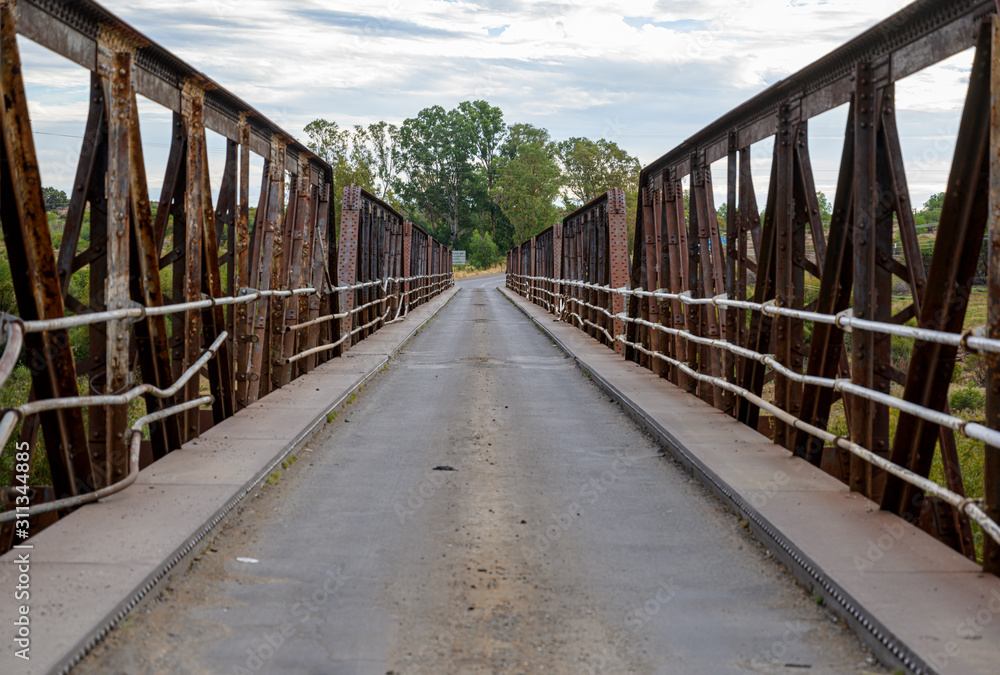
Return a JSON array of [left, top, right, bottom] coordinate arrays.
[[0, 1, 452, 551], [507, 0, 1000, 574], [507, 191, 629, 353], [336, 186, 453, 352]]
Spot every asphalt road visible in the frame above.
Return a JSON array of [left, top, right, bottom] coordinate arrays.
[[78, 274, 884, 675]]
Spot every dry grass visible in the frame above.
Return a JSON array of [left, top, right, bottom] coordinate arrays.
[[454, 264, 506, 279]]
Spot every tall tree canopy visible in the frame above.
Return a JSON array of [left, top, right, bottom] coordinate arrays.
[[352, 121, 400, 202], [491, 124, 561, 245], [304, 119, 374, 232], [394, 105, 481, 244], [303, 102, 642, 265], [458, 100, 507, 239], [557, 137, 641, 208]]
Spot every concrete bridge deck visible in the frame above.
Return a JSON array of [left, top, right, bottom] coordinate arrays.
[[3, 275, 998, 674], [73, 275, 882, 674]]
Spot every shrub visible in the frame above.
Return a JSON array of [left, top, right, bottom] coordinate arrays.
[[890, 333, 913, 372], [950, 384, 985, 412], [0, 249, 15, 315], [965, 353, 988, 386], [466, 229, 501, 269]]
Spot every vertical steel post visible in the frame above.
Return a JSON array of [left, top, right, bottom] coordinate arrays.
[[246, 139, 284, 403], [851, 62, 878, 496], [663, 171, 690, 390], [987, 13, 1000, 575], [0, 4, 92, 496], [692, 156, 725, 407], [641, 188, 663, 375], [553, 222, 563, 317], [725, 132, 739, 415], [609, 188, 630, 356], [403, 221, 413, 317], [176, 81, 207, 441], [100, 43, 132, 483], [338, 185, 361, 352], [233, 120, 251, 409], [774, 104, 797, 449]]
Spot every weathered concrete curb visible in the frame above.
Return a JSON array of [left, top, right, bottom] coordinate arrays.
[[499, 285, 1000, 675], [0, 286, 459, 675]]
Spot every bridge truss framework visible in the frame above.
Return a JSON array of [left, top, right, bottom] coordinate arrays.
[[509, 0, 1000, 576], [0, 0, 452, 551]]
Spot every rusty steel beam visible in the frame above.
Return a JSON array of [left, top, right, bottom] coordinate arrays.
[[987, 14, 1000, 575], [794, 101, 857, 470], [724, 133, 738, 414], [1, 3, 92, 497], [640, 188, 662, 375], [1, 0, 444, 554], [736, 148, 779, 434], [664, 171, 690, 391], [337, 186, 361, 352], [882, 21, 994, 523], [126, 86, 180, 462], [640, 0, 993, 178]]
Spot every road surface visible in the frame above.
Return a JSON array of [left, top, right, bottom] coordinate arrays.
[[78, 274, 885, 674]]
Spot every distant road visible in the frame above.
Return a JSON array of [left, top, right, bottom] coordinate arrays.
[[456, 272, 505, 289]]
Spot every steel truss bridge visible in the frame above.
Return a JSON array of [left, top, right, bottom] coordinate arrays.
[[2, 1, 1000, 673]]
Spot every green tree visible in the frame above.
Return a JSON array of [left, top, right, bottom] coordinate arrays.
[[42, 186, 69, 211], [556, 137, 641, 207], [816, 191, 832, 224], [304, 119, 374, 234], [924, 192, 945, 211], [716, 202, 734, 233], [458, 101, 507, 239], [395, 105, 482, 244], [465, 229, 500, 269], [914, 191, 944, 227], [492, 124, 561, 245], [352, 121, 400, 202]]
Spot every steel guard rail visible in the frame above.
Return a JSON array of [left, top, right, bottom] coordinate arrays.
[[0, 1, 452, 551], [508, 0, 1000, 576]]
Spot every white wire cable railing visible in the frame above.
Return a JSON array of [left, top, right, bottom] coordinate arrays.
[[0, 330, 230, 523], [0, 272, 454, 388], [508, 272, 1000, 547], [519, 273, 1000, 355], [0, 395, 214, 523], [0, 270, 453, 525]]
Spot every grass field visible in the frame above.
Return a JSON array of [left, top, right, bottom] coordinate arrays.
[[453, 263, 505, 279]]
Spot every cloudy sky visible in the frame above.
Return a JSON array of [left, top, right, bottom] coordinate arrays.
[[16, 0, 973, 208]]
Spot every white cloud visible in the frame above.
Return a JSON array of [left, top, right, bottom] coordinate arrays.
[[14, 0, 970, 207]]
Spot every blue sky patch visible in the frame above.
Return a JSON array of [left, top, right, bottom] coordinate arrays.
[[292, 9, 466, 40], [623, 16, 709, 31]]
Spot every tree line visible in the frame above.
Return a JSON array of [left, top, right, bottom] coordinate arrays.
[[304, 100, 640, 269]]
